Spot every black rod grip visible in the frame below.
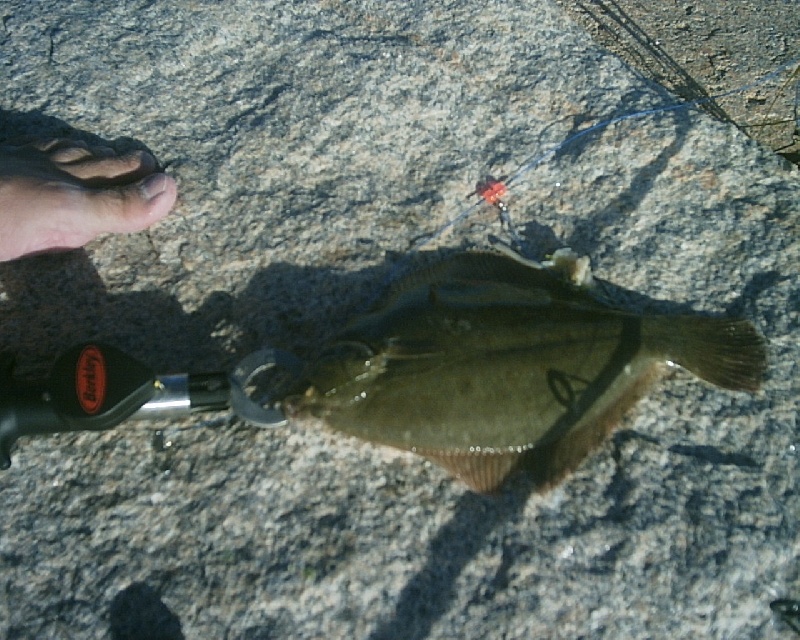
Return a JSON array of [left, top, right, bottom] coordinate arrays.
[[0, 383, 69, 469], [0, 343, 156, 469]]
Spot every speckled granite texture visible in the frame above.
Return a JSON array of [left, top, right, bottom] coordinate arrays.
[[1, 1, 798, 638]]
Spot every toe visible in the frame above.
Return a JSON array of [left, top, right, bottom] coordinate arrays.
[[60, 150, 157, 182], [91, 173, 178, 233], [128, 172, 178, 229], [3, 172, 177, 260], [0, 140, 177, 260], [50, 146, 95, 163]]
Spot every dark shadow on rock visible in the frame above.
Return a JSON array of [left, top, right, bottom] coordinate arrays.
[[368, 482, 534, 640], [727, 269, 785, 319], [668, 444, 760, 468], [0, 108, 162, 160], [565, 123, 688, 260], [108, 582, 184, 640], [513, 91, 695, 265], [0, 239, 754, 639], [0, 250, 235, 377]]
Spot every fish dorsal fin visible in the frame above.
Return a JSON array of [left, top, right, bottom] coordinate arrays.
[[384, 251, 604, 310], [422, 448, 525, 494]]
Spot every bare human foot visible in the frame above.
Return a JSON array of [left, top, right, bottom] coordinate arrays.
[[0, 139, 177, 261]]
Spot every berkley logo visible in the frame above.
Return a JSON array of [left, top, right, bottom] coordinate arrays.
[[76, 345, 106, 415]]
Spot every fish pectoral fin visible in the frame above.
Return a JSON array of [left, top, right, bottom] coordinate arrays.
[[423, 450, 524, 493]]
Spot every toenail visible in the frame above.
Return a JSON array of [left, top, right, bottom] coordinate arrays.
[[139, 173, 167, 200]]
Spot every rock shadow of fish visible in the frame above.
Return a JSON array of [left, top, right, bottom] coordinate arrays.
[[282, 249, 767, 493]]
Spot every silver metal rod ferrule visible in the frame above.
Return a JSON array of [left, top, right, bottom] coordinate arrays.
[[130, 374, 191, 420]]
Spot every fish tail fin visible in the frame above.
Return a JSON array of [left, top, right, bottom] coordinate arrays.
[[643, 316, 767, 392]]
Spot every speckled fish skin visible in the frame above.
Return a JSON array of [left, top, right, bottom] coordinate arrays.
[[287, 251, 767, 492]]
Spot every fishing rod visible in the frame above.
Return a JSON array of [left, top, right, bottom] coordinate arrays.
[[0, 342, 300, 469]]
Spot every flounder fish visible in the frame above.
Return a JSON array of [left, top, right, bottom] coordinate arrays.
[[285, 250, 767, 493]]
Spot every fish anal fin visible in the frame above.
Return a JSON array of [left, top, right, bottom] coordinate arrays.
[[423, 450, 524, 494], [520, 362, 664, 489]]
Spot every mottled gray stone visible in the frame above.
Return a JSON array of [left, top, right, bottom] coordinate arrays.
[[0, 1, 798, 639]]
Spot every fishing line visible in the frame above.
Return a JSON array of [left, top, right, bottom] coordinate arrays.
[[415, 56, 800, 254]]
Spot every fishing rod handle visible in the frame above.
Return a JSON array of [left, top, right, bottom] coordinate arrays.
[[0, 343, 156, 469], [0, 343, 230, 470]]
